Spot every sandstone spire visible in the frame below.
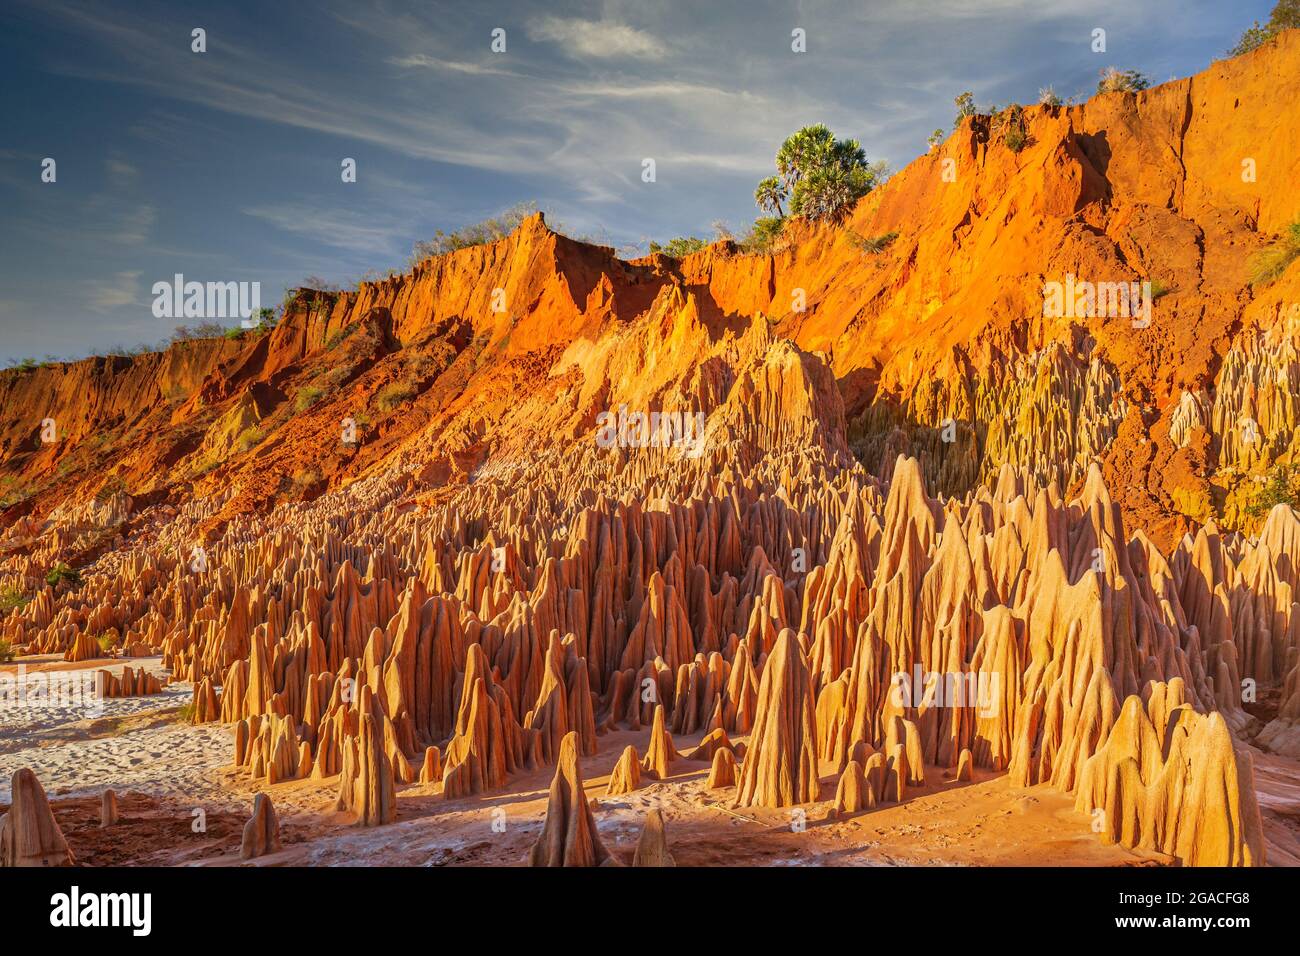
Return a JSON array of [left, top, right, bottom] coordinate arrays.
[[240, 792, 281, 859], [528, 731, 611, 867], [632, 809, 676, 866], [734, 629, 819, 808], [605, 745, 642, 796], [0, 769, 74, 867]]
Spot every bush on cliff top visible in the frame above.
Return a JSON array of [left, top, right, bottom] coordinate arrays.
[[1097, 67, 1150, 94], [409, 201, 539, 265], [1230, 1, 1299, 56], [649, 236, 708, 258], [753, 125, 885, 225]]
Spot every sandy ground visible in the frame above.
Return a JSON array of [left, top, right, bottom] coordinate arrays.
[[0, 657, 232, 807], [3, 657, 1298, 867]]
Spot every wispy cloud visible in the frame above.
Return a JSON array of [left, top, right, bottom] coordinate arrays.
[[85, 270, 141, 311], [88, 200, 155, 246], [526, 16, 668, 60], [387, 54, 518, 76], [105, 156, 138, 183], [241, 203, 405, 256]]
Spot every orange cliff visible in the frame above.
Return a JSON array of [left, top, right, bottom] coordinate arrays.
[[5, 35, 1299, 548], [1, 32, 1299, 869]]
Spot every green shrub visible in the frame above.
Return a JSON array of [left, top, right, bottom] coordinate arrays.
[[292, 466, 323, 493], [751, 125, 885, 225], [0, 586, 29, 614], [1247, 464, 1299, 517], [409, 201, 539, 265], [1249, 221, 1300, 287], [739, 217, 787, 254], [377, 382, 417, 413], [95, 475, 128, 501], [648, 236, 707, 258], [953, 91, 976, 129], [170, 322, 226, 343], [850, 230, 900, 255], [1097, 67, 1150, 94], [0, 477, 33, 508], [0, 638, 13, 663], [45, 563, 82, 589], [295, 384, 326, 412], [1230, 2, 1300, 56], [236, 426, 264, 453], [995, 104, 1031, 152]]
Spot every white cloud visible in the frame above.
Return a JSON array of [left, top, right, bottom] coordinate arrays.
[[554, 80, 759, 101], [387, 54, 517, 76], [106, 157, 138, 182], [94, 202, 155, 246], [527, 16, 668, 60], [86, 270, 141, 311], [242, 203, 404, 256]]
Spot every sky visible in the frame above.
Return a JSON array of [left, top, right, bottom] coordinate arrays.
[[0, 0, 1274, 361]]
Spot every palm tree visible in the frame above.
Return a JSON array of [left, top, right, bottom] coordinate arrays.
[[754, 176, 786, 217], [775, 124, 836, 193]]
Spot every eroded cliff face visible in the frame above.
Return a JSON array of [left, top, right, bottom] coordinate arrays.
[[2, 34, 1300, 868], [671, 30, 1300, 544]]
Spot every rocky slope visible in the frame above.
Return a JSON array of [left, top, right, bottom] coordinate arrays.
[[2, 34, 1300, 868]]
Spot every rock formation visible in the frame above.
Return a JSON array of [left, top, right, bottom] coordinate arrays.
[[605, 745, 642, 796], [1074, 684, 1265, 866], [641, 704, 677, 780], [830, 760, 874, 817], [0, 769, 74, 867], [528, 731, 610, 867], [632, 809, 676, 866], [240, 792, 281, 860], [97, 665, 164, 698], [734, 630, 820, 808], [417, 746, 442, 784], [100, 789, 118, 828], [336, 686, 397, 826]]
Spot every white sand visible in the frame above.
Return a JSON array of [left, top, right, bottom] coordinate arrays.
[[0, 658, 234, 806]]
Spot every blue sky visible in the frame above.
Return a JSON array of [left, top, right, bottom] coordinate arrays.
[[0, 0, 1273, 360]]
